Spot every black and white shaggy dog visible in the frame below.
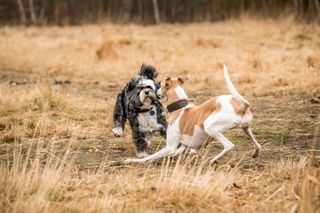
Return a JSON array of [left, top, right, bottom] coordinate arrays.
[[112, 64, 167, 157]]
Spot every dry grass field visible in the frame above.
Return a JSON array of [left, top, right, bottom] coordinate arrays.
[[0, 16, 319, 212]]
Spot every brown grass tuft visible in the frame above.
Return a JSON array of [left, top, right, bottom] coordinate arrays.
[[297, 164, 320, 213], [195, 37, 221, 48], [96, 39, 118, 60]]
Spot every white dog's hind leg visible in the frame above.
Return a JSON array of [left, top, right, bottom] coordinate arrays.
[[204, 112, 235, 162], [243, 127, 261, 158], [209, 132, 235, 163]]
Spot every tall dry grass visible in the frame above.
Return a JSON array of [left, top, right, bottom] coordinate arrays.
[[1, 142, 318, 212], [0, 119, 73, 212], [1, 118, 318, 212]]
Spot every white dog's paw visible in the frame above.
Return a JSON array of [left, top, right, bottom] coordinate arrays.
[[209, 158, 219, 164], [124, 158, 136, 163], [189, 148, 198, 154], [136, 151, 149, 158], [124, 158, 144, 164], [146, 139, 151, 147], [112, 127, 123, 137]]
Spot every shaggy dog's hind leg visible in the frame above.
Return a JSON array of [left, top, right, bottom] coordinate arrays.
[[132, 131, 149, 158], [128, 110, 149, 158]]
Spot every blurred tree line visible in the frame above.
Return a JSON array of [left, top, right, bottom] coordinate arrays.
[[0, 0, 319, 25]]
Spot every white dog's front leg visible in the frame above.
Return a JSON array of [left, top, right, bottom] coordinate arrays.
[[173, 145, 186, 156], [125, 147, 175, 163], [125, 130, 181, 163]]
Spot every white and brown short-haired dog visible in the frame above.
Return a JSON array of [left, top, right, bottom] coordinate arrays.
[[125, 65, 261, 163]]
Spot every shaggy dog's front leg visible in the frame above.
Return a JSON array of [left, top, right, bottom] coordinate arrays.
[[132, 131, 149, 157], [112, 91, 126, 136]]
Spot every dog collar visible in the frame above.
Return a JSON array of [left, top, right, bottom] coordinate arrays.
[[167, 99, 188, 113], [135, 108, 151, 113]]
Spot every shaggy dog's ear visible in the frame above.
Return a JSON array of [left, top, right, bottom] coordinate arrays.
[[127, 76, 140, 91], [139, 63, 158, 79]]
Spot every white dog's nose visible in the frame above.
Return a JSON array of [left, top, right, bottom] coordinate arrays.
[[157, 88, 162, 98]]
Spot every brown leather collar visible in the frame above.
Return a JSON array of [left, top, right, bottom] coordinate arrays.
[[167, 99, 188, 113]]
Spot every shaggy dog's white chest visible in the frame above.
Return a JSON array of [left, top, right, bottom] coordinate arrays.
[[137, 107, 162, 133]]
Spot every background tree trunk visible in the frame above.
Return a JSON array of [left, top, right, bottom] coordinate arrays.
[[28, 0, 36, 24], [152, 0, 160, 24], [16, 0, 26, 25], [0, 0, 319, 25], [314, 0, 320, 18]]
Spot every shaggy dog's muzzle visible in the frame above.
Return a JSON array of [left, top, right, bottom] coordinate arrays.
[[139, 87, 157, 107]]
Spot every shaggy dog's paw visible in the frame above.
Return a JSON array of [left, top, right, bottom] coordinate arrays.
[[136, 151, 149, 158], [112, 127, 123, 137]]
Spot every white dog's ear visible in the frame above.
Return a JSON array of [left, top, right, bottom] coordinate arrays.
[[163, 76, 172, 89], [177, 75, 189, 84], [164, 76, 171, 81]]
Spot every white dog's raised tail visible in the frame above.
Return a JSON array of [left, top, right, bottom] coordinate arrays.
[[223, 65, 249, 107]]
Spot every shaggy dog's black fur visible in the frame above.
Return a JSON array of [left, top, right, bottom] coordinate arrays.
[[112, 64, 167, 156]]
